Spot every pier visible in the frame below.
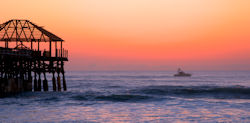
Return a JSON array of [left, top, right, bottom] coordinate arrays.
[[0, 19, 68, 97]]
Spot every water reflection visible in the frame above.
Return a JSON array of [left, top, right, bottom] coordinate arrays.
[[1, 98, 250, 122], [50, 102, 250, 122]]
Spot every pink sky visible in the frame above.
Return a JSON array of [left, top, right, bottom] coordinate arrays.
[[1, 0, 250, 71]]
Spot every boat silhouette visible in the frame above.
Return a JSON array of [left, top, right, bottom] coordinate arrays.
[[174, 68, 192, 77]]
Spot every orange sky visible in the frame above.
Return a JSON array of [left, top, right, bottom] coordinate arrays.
[[1, 0, 250, 71]]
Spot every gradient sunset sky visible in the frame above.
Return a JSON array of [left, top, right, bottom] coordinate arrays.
[[1, 0, 250, 71]]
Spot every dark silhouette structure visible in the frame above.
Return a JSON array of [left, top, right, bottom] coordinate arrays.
[[174, 68, 192, 77], [0, 19, 68, 96]]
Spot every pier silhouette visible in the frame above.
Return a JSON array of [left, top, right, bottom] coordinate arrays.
[[0, 19, 68, 96]]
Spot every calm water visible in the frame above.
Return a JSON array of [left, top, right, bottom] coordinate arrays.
[[1, 71, 250, 122]]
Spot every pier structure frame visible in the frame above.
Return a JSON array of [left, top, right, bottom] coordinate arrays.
[[0, 19, 68, 96]]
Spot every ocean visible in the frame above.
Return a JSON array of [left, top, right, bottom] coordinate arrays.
[[0, 71, 250, 123]]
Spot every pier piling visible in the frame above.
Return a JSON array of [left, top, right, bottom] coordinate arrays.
[[62, 72, 67, 91], [57, 74, 61, 91], [38, 74, 42, 91], [34, 73, 38, 91], [52, 72, 57, 91], [43, 79, 48, 92]]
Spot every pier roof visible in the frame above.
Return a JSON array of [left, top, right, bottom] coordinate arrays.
[[0, 19, 63, 42]]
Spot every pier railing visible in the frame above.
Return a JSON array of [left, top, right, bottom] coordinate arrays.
[[0, 48, 32, 57], [0, 47, 68, 58], [56, 48, 68, 58]]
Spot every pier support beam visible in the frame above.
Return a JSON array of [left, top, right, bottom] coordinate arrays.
[[43, 72, 48, 91], [57, 74, 61, 91], [27, 77, 32, 91], [26, 63, 33, 91], [34, 72, 38, 91], [61, 61, 67, 91], [43, 79, 48, 91], [43, 71, 48, 92], [52, 72, 57, 91], [62, 72, 67, 91], [38, 73, 42, 91], [43, 61, 48, 91], [37, 59, 42, 91]]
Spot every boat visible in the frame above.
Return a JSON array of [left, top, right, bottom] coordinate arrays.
[[174, 68, 192, 77]]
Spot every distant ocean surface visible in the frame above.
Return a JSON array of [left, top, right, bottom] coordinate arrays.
[[1, 71, 250, 122]]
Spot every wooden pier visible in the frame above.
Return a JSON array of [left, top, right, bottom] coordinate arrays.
[[0, 19, 68, 97]]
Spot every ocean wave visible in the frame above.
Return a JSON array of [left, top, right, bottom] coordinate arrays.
[[2, 85, 250, 106], [68, 93, 152, 102], [70, 95, 88, 101], [134, 85, 250, 99], [95, 94, 151, 102]]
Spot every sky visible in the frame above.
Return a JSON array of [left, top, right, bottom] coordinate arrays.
[[1, 0, 250, 71]]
